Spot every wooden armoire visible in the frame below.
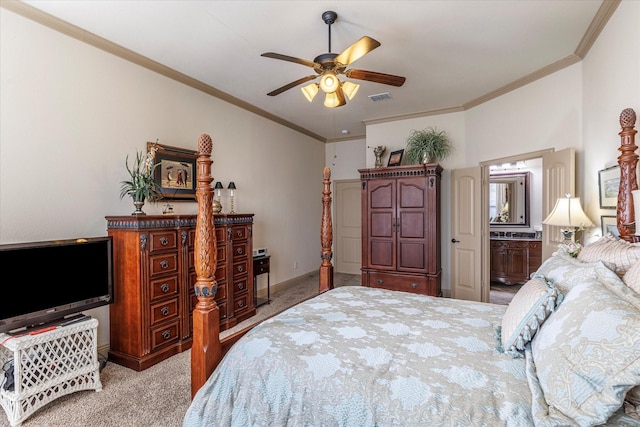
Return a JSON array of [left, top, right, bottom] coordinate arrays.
[[359, 164, 442, 296]]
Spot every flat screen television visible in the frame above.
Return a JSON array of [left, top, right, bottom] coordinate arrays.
[[0, 236, 114, 334]]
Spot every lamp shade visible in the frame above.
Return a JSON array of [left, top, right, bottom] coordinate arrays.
[[543, 195, 594, 228], [342, 81, 360, 100], [227, 182, 236, 190], [214, 181, 223, 190], [301, 83, 319, 102], [319, 72, 339, 93]]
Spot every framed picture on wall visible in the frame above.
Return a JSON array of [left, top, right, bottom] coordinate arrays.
[[598, 165, 620, 209], [600, 215, 619, 237], [387, 149, 404, 167], [149, 142, 197, 200]]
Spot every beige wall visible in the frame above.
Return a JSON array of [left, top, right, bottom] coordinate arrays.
[[0, 9, 325, 348]]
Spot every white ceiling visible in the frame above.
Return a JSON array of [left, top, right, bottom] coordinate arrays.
[[18, 0, 609, 142]]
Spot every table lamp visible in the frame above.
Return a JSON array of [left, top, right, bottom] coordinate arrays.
[[228, 182, 236, 214], [543, 193, 594, 243]]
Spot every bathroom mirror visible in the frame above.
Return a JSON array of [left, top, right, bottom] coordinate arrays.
[[489, 172, 530, 227]]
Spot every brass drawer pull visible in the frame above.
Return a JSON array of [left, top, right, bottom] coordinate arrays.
[[161, 283, 169, 293], [236, 247, 243, 255], [237, 282, 244, 290], [160, 237, 168, 246], [161, 307, 169, 316], [236, 230, 243, 237], [162, 330, 171, 340], [237, 265, 244, 273], [377, 279, 384, 284], [160, 260, 169, 269], [411, 283, 418, 289], [238, 300, 244, 308]]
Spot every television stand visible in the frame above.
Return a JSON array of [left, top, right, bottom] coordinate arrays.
[[0, 318, 102, 426]]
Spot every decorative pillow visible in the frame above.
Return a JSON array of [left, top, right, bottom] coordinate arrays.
[[577, 233, 640, 277], [529, 262, 640, 426], [533, 252, 616, 296], [625, 386, 640, 419], [623, 260, 640, 294], [498, 276, 561, 358]]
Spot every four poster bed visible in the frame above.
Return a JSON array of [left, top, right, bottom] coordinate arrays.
[[184, 108, 640, 426]]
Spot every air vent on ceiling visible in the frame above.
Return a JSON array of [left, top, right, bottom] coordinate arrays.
[[368, 92, 392, 102]]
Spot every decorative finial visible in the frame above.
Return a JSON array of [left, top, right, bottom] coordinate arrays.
[[198, 134, 212, 155], [620, 108, 637, 128]]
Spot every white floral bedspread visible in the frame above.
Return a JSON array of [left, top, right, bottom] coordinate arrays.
[[184, 287, 542, 426]]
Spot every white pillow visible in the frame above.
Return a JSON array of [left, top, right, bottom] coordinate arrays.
[[577, 234, 640, 277], [534, 252, 615, 296], [622, 260, 640, 294], [499, 276, 561, 358], [529, 261, 640, 426]]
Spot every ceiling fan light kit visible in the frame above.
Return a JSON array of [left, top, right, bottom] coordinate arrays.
[[262, 10, 406, 108]]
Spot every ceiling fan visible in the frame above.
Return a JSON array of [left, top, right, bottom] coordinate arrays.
[[261, 11, 406, 108]]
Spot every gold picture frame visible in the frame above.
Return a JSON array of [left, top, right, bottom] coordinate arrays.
[[148, 142, 197, 200]]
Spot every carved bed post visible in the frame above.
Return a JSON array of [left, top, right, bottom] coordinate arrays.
[[319, 166, 334, 293], [191, 134, 221, 398], [617, 108, 638, 242]]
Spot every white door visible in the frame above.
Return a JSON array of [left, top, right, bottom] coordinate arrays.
[[451, 167, 484, 302], [334, 180, 362, 275], [542, 148, 576, 260]]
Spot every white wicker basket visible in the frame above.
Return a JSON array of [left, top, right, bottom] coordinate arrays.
[[0, 318, 102, 426]]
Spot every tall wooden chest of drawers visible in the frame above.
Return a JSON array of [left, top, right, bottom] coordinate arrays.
[[105, 214, 254, 371]]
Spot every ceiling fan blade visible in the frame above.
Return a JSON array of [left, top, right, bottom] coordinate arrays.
[[267, 75, 318, 96], [345, 69, 406, 87], [334, 36, 381, 66], [261, 52, 317, 68]]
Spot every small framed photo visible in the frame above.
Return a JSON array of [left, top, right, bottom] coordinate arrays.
[[598, 165, 620, 209], [600, 215, 619, 238], [149, 142, 197, 200], [387, 149, 404, 167]]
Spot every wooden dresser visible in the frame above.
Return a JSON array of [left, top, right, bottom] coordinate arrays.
[[105, 213, 254, 371], [489, 238, 542, 285], [359, 164, 442, 296]]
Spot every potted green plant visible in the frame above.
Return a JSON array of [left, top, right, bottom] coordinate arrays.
[[119, 143, 160, 215], [404, 127, 452, 164]]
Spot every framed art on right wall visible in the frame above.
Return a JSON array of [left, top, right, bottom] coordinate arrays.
[[601, 215, 619, 237], [598, 165, 620, 209]]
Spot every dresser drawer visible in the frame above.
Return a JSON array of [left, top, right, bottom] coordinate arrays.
[[150, 297, 179, 326], [367, 272, 430, 295], [233, 278, 249, 294], [232, 242, 248, 260], [149, 275, 179, 301], [233, 293, 250, 314], [150, 320, 180, 351], [149, 253, 178, 277], [232, 259, 249, 277], [149, 231, 178, 253], [230, 225, 249, 241]]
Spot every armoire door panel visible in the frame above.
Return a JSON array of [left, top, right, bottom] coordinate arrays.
[[399, 211, 425, 238], [398, 180, 426, 209], [370, 212, 393, 237], [369, 181, 394, 208], [370, 240, 394, 268], [398, 242, 426, 270]]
